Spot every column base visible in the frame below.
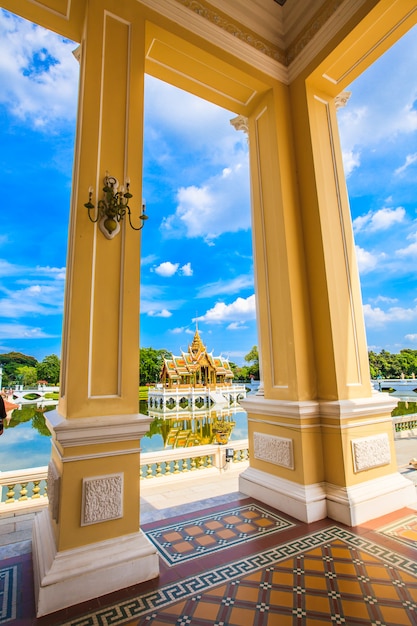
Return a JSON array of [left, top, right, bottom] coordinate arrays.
[[239, 466, 327, 523], [32, 508, 159, 617], [239, 467, 417, 526], [326, 472, 417, 526]]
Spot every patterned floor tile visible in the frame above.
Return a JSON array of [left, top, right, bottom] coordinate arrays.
[[0, 563, 18, 624], [378, 514, 417, 550], [144, 503, 295, 565], [62, 526, 417, 626]]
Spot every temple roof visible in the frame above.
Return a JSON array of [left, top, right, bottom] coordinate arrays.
[[161, 328, 233, 381]]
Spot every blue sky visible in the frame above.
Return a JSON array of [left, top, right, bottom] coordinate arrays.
[[0, 8, 416, 367]]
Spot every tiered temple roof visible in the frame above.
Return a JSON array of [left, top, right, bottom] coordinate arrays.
[[161, 329, 234, 387]]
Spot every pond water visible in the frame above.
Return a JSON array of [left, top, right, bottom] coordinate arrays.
[[2, 397, 415, 472], [1, 404, 56, 472], [0, 400, 251, 471]]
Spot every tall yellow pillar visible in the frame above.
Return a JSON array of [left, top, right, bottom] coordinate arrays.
[[240, 57, 416, 525], [31, 0, 158, 616]]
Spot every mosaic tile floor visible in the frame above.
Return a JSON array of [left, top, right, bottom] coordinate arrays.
[[2, 499, 417, 625], [378, 514, 417, 551], [145, 502, 296, 565], [0, 552, 34, 625]]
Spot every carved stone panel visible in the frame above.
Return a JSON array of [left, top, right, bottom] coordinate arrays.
[[253, 432, 294, 469], [351, 433, 391, 473], [81, 473, 124, 526], [47, 460, 60, 522]]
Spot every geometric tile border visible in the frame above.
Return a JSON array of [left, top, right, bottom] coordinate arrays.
[[0, 564, 17, 624], [145, 503, 296, 565], [378, 514, 417, 550], [63, 526, 417, 625]]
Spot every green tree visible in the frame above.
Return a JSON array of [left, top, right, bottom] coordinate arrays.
[[0, 352, 38, 386], [229, 362, 250, 381], [368, 349, 417, 379], [139, 347, 170, 385], [244, 345, 260, 380], [16, 365, 38, 386], [37, 354, 61, 384]]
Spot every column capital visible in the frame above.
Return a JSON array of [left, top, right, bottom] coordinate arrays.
[[230, 114, 249, 135], [335, 90, 351, 109]]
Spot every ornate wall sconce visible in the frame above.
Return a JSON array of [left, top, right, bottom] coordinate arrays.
[[85, 174, 148, 239]]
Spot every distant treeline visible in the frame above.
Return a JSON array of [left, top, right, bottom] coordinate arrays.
[[368, 349, 417, 379], [0, 352, 60, 387], [2, 348, 415, 388]]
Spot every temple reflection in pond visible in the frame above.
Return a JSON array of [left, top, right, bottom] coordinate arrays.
[[146, 404, 244, 449]]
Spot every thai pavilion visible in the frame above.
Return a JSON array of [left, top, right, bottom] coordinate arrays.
[[160, 328, 234, 388], [3, 0, 417, 618]]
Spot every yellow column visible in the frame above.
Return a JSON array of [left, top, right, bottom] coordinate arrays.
[[32, 0, 158, 617], [297, 82, 414, 524], [240, 64, 415, 526], [240, 85, 327, 522]]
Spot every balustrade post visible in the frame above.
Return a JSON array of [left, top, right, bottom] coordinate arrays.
[[6, 484, 16, 504], [32, 481, 41, 498]]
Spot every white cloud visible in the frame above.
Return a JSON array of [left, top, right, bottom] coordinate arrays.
[[0, 323, 56, 338], [170, 327, 194, 335], [0, 259, 22, 277], [140, 295, 185, 315], [369, 295, 398, 305], [141, 254, 158, 266], [396, 232, 417, 258], [355, 246, 380, 274], [337, 29, 417, 150], [161, 160, 250, 242], [227, 322, 248, 330], [180, 263, 193, 276], [0, 9, 79, 128], [395, 152, 417, 175], [353, 207, 405, 233], [154, 262, 179, 277], [0, 260, 66, 318], [342, 149, 361, 177], [144, 74, 246, 162], [196, 294, 256, 324], [147, 309, 172, 318], [363, 303, 417, 327], [405, 334, 417, 342], [197, 275, 254, 298], [151, 261, 193, 277], [0, 284, 64, 318]]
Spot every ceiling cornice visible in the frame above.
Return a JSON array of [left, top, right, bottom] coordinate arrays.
[[174, 0, 287, 65], [140, 0, 372, 84], [174, 0, 347, 68]]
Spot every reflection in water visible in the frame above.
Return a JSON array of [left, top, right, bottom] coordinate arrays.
[[8, 397, 415, 470], [392, 401, 417, 416], [147, 409, 237, 448], [5, 404, 54, 437], [1, 403, 55, 471], [140, 399, 249, 452]]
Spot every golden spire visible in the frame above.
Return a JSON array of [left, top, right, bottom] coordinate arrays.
[[190, 321, 205, 356]]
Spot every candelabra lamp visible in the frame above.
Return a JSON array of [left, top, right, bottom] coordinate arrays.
[[85, 174, 148, 239]]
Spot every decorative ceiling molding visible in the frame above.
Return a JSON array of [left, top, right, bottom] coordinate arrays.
[[285, 0, 345, 65], [174, 0, 286, 65], [174, 0, 347, 67]]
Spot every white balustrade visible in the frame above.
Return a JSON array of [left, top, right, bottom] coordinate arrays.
[[0, 466, 48, 512], [0, 440, 250, 511]]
